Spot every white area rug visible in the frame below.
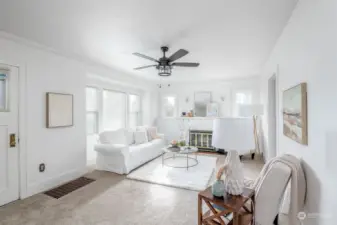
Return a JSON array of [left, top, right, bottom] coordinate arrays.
[[127, 155, 217, 191]]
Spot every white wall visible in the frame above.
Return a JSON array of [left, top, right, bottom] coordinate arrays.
[[156, 77, 260, 143], [260, 0, 337, 224], [142, 90, 159, 126], [0, 31, 155, 198], [158, 76, 260, 118], [0, 35, 86, 198]]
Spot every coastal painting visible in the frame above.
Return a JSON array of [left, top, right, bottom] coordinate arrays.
[[283, 83, 308, 145]]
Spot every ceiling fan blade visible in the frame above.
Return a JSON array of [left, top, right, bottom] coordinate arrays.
[[133, 52, 159, 62], [172, 62, 200, 67], [168, 49, 189, 62], [134, 65, 157, 70]]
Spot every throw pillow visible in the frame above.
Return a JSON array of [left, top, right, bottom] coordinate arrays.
[[99, 129, 127, 145], [136, 126, 149, 142], [134, 131, 148, 145], [126, 129, 135, 145], [147, 127, 158, 141]]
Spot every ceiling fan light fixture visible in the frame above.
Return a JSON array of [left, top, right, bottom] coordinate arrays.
[[158, 65, 172, 76], [133, 46, 199, 76]]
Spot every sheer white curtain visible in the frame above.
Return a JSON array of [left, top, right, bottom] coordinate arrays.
[[128, 94, 141, 128], [103, 90, 126, 130]]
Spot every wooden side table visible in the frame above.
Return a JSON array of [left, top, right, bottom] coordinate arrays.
[[198, 187, 255, 225]]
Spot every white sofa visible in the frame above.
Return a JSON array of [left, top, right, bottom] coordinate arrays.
[[94, 128, 165, 174]]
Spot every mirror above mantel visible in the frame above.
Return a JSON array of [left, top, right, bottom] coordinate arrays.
[[194, 91, 218, 117]]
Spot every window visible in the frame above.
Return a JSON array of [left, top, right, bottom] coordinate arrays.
[[86, 87, 99, 134], [162, 96, 177, 117], [86, 86, 142, 132], [128, 94, 141, 128], [103, 90, 126, 130], [236, 92, 252, 104], [234, 90, 253, 116]]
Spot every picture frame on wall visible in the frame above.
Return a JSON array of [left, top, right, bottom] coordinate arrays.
[[283, 83, 308, 145], [46, 92, 73, 128]]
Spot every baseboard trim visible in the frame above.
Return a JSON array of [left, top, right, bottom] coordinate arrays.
[[24, 167, 88, 199]]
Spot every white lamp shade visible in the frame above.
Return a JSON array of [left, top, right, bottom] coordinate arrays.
[[239, 104, 264, 117], [212, 118, 255, 151]]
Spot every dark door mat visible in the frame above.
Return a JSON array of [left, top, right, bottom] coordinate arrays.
[[44, 177, 95, 199]]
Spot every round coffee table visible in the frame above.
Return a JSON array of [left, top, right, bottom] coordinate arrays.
[[162, 146, 198, 170]]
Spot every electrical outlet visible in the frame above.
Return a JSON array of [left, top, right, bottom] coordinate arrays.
[[39, 163, 45, 172]]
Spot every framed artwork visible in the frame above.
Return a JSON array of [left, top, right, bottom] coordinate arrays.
[[283, 83, 308, 145], [46, 92, 73, 128]]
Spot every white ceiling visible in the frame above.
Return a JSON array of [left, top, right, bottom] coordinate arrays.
[[0, 0, 297, 81]]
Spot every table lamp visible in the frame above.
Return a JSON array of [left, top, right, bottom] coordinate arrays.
[[212, 117, 255, 155], [212, 118, 255, 195]]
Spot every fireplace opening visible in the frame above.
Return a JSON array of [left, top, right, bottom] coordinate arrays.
[[189, 130, 215, 152]]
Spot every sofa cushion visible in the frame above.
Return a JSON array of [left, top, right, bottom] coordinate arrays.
[[95, 144, 128, 155], [146, 127, 158, 141], [128, 139, 165, 168], [149, 138, 165, 146], [99, 129, 127, 145], [136, 126, 149, 142], [134, 131, 148, 144], [126, 129, 135, 145]]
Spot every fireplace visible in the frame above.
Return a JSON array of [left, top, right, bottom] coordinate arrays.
[[189, 130, 215, 152]]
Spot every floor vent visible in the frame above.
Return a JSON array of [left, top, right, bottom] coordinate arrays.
[[44, 177, 95, 199]]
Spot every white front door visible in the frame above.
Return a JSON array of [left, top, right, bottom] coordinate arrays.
[[0, 64, 19, 206]]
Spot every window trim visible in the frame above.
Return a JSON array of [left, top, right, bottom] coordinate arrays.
[[86, 111, 99, 135], [86, 86, 99, 135], [128, 94, 141, 128]]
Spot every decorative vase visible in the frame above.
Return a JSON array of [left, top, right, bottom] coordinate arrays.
[[211, 180, 225, 197], [223, 150, 244, 195]]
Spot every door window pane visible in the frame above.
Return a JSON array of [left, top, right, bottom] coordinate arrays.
[[103, 90, 126, 130], [0, 73, 8, 111]]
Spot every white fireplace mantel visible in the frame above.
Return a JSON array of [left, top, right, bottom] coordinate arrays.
[[156, 117, 218, 142]]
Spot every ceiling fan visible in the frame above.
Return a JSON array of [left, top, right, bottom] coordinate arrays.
[[133, 46, 199, 76]]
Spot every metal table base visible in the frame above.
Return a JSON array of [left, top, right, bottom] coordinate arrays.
[[162, 152, 198, 170]]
